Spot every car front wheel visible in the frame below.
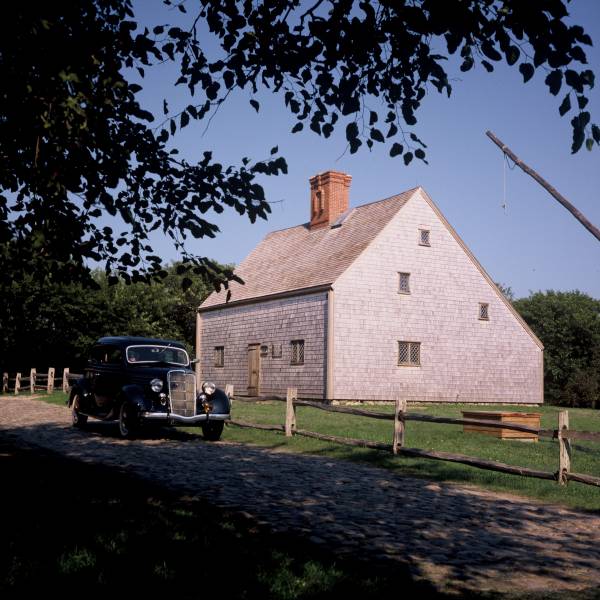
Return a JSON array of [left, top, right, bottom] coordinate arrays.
[[71, 393, 88, 428], [118, 402, 138, 439], [201, 420, 224, 441]]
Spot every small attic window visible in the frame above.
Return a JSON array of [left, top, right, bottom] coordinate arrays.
[[419, 229, 431, 246], [479, 303, 490, 321]]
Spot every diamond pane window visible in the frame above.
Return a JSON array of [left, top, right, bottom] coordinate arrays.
[[398, 341, 421, 366], [398, 272, 411, 294], [479, 303, 489, 320], [214, 346, 224, 367], [419, 229, 430, 246], [291, 340, 305, 365]]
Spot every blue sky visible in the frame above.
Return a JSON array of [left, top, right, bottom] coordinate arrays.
[[132, 0, 600, 299]]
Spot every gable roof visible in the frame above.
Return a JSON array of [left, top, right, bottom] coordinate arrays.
[[200, 188, 418, 309]]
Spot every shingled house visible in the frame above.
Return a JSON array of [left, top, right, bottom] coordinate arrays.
[[197, 171, 543, 403]]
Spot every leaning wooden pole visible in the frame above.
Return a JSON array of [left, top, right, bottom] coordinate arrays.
[[486, 131, 600, 242]]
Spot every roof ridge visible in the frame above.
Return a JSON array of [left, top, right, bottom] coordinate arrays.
[[266, 186, 420, 236]]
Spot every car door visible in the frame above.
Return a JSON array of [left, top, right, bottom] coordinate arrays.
[[90, 344, 122, 411]]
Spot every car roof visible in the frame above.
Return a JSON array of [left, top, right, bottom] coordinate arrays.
[[96, 336, 186, 349]]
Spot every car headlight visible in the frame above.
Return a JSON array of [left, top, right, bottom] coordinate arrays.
[[202, 381, 216, 395], [150, 378, 163, 393]]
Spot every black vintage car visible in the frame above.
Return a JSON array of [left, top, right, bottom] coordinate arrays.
[[68, 336, 230, 440]]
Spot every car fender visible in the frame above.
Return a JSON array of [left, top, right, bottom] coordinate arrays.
[[209, 389, 231, 415], [67, 378, 90, 407], [119, 384, 152, 412]]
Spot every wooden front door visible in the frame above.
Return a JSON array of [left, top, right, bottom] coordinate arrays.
[[247, 344, 260, 396]]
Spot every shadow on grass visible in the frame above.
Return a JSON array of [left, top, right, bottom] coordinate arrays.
[[0, 438, 446, 600]]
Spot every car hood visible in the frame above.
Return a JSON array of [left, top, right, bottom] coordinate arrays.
[[127, 365, 194, 383]]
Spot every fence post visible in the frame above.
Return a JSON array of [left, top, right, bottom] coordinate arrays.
[[62, 368, 70, 393], [14, 372, 21, 395], [285, 387, 297, 437], [47, 368, 55, 394], [225, 384, 234, 402], [3, 372, 9, 393], [558, 410, 571, 485], [30, 368, 36, 394], [393, 398, 407, 454]]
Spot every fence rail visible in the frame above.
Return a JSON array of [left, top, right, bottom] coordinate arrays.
[[1, 369, 82, 395], [226, 386, 600, 489]]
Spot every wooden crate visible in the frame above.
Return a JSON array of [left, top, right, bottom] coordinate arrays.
[[461, 411, 541, 442]]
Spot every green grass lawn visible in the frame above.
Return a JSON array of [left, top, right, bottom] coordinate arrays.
[[33, 392, 600, 511], [222, 400, 600, 512]]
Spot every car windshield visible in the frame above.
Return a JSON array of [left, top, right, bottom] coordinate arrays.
[[126, 345, 189, 366]]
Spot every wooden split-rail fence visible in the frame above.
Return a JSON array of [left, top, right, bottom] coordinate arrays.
[[226, 386, 600, 489], [2, 368, 82, 396]]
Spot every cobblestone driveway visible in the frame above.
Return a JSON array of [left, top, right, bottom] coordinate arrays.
[[2, 396, 600, 595]]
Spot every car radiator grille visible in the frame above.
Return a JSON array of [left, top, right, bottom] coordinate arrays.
[[168, 371, 197, 417]]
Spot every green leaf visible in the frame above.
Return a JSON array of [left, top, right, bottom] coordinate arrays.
[[370, 128, 384, 143], [565, 70, 583, 93], [519, 63, 535, 83], [180, 111, 190, 128], [390, 143, 403, 157], [581, 69, 595, 88], [349, 138, 362, 154], [592, 124, 600, 144], [415, 148, 426, 160], [545, 70, 562, 96], [346, 121, 359, 141], [506, 45, 520, 66], [571, 114, 586, 153], [270, 146, 278, 155], [460, 56, 474, 72], [291, 122, 303, 133], [481, 41, 502, 62], [369, 111, 378, 126], [559, 94, 571, 116], [403, 152, 413, 165], [250, 99, 260, 113]]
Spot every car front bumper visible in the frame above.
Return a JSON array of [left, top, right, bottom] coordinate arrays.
[[140, 412, 230, 425]]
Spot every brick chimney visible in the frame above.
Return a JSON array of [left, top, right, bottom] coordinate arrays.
[[309, 171, 352, 230]]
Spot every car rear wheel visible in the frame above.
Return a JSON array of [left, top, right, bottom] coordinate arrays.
[[71, 393, 88, 428], [201, 420, 224, 441], [118, 402, 138, 439]]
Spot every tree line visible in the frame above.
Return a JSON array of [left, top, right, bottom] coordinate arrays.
[[513, 290, 600, 409], [1, 274, 598, 408], [0, 264, 214, 373]]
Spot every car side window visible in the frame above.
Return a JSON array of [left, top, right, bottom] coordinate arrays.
[[89, 345, 121, 364], [106, 347, 122, 364], [89, 346, 105, 364]]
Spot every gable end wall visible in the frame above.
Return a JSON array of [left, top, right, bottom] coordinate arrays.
[[332, 189, 543, 403]]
